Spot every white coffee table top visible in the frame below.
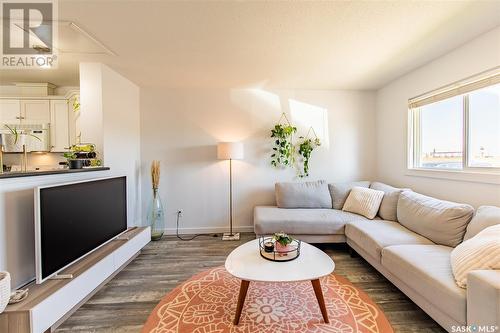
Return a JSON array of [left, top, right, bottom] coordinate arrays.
[[225, 239, 335, 282]]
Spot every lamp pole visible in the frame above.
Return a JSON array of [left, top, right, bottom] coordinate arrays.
[[217, 141, 242, 241], [229, 158, 233, 236]]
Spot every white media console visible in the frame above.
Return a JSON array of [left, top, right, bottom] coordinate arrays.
[[0, 227, 150, 333]]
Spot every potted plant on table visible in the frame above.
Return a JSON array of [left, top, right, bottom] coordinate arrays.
[[273, 232, 294, 253], [2, 125, 40, 152], [63, 151, 83, 169]]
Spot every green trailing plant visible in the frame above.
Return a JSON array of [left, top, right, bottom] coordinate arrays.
[[270, 124, 297, 168], [297, 137, 321, 178], [272, 232, 293, 246]]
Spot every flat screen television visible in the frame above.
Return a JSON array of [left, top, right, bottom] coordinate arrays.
[[35, 176, 128, 284]]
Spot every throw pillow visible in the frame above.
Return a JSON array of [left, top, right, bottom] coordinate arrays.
[[397, 191, 474, 247], [342, 186, 384, 219], [450, 224, 500, 288], [463, 206, 500, 241], [328, 181, 371, 210], [370, 182, 407, 222], [275, 180, 332, 209]]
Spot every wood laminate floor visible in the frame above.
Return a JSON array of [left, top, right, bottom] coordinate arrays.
[[56, 233, 446, 333]]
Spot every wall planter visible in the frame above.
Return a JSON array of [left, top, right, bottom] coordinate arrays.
[[269, 113, 321, 177]]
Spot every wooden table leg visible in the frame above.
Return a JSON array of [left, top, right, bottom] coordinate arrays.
[[311, 279, 329, 323], [233, 280, 250, 325]]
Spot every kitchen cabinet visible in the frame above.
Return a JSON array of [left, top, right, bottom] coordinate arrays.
[[50, 100, 69, 152], [21, 100, 50, 124], [0, 99, 21, 124], [1, 94, 78, 153]]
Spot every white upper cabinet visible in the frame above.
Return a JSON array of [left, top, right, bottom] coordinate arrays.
[[50, 100, 69, 152], [0, 99, 21, 124], [21, 100, 51, 124]]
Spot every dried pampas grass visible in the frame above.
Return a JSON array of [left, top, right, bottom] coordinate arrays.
[[151, 160, 160, 190]]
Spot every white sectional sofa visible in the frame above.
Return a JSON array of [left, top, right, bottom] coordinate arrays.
[[254, 180, 500, 332]]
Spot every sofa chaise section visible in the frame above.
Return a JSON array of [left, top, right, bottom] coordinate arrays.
[[382, 245, 467, 328]]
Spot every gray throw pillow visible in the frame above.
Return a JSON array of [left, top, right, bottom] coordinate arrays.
[[463, 206, 500, 241], [397, 191, 474, 247], [275, 180, 332, 209], [370, 182, 407, 222], [328, 181, 370, 210]]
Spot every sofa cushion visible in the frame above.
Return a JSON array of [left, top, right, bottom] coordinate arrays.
[[382, 245, 466, 325], [370, 182, 406, 222], [254, 206, 367, 235], [275, 180, 332, 209], [451, 224, 500, 288], [329, 181, 370, 209], [463, 206, 500, 241], [345, 219, 434, 262], [342, 187, 384, 219], [397, 191, 474, 247]]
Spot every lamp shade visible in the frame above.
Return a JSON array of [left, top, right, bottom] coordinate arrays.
[[217, 142, 244, 160]]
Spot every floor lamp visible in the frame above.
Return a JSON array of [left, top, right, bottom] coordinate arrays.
[[217, 142, 244, 241]]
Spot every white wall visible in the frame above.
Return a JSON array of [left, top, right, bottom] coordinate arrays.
[[101, 65, 142, 224], [0, 63, 141, 288], [80, 63, 142, 225], [140, 88, 375, 233], [375, 27, 500, 207]]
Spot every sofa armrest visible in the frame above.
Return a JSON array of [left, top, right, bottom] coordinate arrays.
[[467, 270, 500, 327]]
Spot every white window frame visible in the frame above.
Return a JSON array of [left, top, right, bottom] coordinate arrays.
[[407, 68, 500, 185]]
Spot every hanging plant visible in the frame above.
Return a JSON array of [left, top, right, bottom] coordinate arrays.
[[297, 129, 321, 178], [270, 123, 297, 168]]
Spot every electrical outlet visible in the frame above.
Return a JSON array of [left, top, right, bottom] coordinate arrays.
[[177, 209, 183, 217]]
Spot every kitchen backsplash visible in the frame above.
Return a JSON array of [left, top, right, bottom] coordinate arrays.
[[3, 153, 66, 171]]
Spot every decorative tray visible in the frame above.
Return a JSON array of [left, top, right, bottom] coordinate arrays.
[[258, 236, 301, 262]]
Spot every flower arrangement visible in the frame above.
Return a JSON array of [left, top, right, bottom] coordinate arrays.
[[148, 160, 164, 241], [273, 232, 294, 253], [151, 160, 160, 190], [273, 232, 293, 246]]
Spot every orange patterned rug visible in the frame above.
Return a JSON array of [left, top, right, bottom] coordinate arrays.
[[142, 266, 393, 333]]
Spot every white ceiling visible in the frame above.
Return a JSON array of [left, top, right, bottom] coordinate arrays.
[[1, 1, 499, 90]]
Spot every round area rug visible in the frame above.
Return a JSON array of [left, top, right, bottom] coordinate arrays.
[[142, 266, 393, 333]]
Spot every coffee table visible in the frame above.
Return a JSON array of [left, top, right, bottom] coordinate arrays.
[[225, 239, 335, 325]]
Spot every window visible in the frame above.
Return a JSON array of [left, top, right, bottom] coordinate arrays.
[[468, 84, 500, 168], [408, 71, 500, 173]]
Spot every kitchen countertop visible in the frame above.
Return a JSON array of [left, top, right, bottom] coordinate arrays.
[[0, 167, 110, 179]]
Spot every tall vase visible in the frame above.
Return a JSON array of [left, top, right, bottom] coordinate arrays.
[[147, 189, 165, 241]]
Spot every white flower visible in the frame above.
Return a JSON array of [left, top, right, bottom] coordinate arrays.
[[246, 297, 286, 324]]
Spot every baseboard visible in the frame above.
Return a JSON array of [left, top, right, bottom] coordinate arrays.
[[164, 225, 254, 235]]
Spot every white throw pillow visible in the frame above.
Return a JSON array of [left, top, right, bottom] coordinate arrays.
[[463, 206, 500, 241], [450, 224, 500, 288], [342, 187, 384, 219]]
